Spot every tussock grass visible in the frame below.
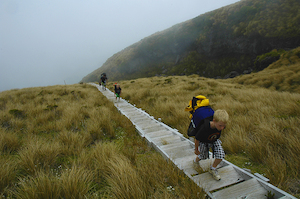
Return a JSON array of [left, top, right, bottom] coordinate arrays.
[[57, 130, 92, 156], [14, 166, 94, 199], [59, 165, 94, 199], [0, 156, 18, 193], [18, 136, 62, 175], [0, 131, 21, 154], [0, 84, 205, 198], [104, 155, 147, 199], [91, 141, 122, 174], [107, 68, 300, 197], [14, 171, 61, 199]]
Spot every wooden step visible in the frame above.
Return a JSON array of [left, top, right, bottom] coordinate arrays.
[[160, 140, 191, 151], [131, 117, 154, 124], [141, 125, 168, 134], [175, 156, 218, 177], [124, 112, 145, 119], [151, 134, 184, 146], [162, 144, 194, 160], [192, 165, 244, 192], [137, 121, 162, 130], [173, 155, 199, 175], [132, 116, 156, 123], [144, 130, 173, 139], [212, 178, 268, 199]]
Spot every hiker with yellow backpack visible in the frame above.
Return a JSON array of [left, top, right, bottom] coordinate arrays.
[[185, 95, 229, 181]]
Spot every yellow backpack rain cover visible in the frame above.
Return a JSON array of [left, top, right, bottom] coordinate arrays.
[[185, 95, 209, 118]]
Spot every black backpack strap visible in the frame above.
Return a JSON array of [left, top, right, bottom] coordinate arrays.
[[191, 97, 198, 109], [196, 116, 213, 131], [188, 115, 213, 137], [190, 97, 198, 115]]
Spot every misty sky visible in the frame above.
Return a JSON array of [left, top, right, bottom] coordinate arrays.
[[0, 0, 240, 92]]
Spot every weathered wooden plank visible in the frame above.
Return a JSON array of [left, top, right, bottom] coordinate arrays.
[[125, 115, 149, 123], [198, 158, 216, 171], [132, 117, 156, 123], [124, 111, 145, 118], [212, 178, 268, 199], [163, 145, 194, 160], [115, 104, 133, 109], [120, 110, 141, 116], [173, 155, 202, 176], [138, 121, 161, 130], [144, 130, 173, 138], [130, 117, 153, 124], [142, 125, 168, 133], [160, 140, 191, 151], [123, 109, 147, 115], [151, 134, 184, 146], [192, 165, 244, 192], [173, 154, 196, 168]]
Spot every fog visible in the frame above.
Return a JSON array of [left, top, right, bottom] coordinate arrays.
[[0, 0, 239, 92]]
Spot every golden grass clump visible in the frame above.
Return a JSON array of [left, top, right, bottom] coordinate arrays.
[[104, 155, 147, 199], [0, 156, 18, 193], [91, 141, 122, 174], [85, 106, 118, 141], [14, 171, 61, 199], [0, 131, 21, 154], [14, 166, 94, 199], [59, 165, 94, 199], [56, 130, 92, 156], [18, 137, 62, 175]]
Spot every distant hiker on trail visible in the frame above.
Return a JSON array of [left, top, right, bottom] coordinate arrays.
[[114, 83, 121, 101], [99, 73, 107, 90], [193, 109, 229, 181]]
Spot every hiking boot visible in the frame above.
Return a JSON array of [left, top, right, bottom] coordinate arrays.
[[209, 168, 221, 181]]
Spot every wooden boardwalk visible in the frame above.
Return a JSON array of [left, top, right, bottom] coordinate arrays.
[[90, 83, 296, 199]]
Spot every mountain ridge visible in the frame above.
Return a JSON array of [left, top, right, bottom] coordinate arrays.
[[81, 0, 300, 83]]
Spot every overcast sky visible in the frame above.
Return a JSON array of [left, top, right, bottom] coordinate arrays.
[[0, 0, 240, 92]]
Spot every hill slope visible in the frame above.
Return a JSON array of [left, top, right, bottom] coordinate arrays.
[[81, 0, 300, 82], [228, 46, 300, 93]]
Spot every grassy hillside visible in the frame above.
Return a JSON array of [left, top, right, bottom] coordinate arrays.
[[0, 84, 205, 198], [229, 46, 300, 93], [105, 60, 300, 197], [82, 0, 300, 83], [1, 47, 300, 197]]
